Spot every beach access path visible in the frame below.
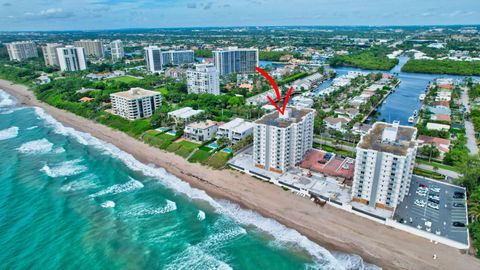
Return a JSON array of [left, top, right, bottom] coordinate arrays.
[[1, 79, 479, 270]]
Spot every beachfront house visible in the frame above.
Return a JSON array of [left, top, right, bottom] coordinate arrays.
[[184, 120, 220, 142], [216, 118, 254, 143]]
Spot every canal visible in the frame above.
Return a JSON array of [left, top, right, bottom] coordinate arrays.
[[314, 56, 480, 126]]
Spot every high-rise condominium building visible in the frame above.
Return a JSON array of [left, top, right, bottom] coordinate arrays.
[[5, 41, 38, 61], [110, 40, 124, 61], [351, 121, 417, 212], [213, 47, 259, 76], [144, 46, 194, 72], [187, 64, 220, 95], [110, 88, 162, 120], [56, 46, 87, 72], [74, 39, 104, 58], [42, 43, 63, 66], [253, 107, 315, 173]]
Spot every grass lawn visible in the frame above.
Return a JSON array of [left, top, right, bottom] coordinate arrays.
[[167, 140, 200, 158], [416, 159, 460, 172], [206, 152, 232, 169], [143, 130, 176, 149], [188, 149, 212, 163], [110, 76, 140, 83], [155, 87, 169, 95]]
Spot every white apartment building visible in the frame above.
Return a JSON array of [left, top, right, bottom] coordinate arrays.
[[187, 64, 220, 95], [110, 88, 162, 120], [213, 47, 259, 76], [144, 46, 194, 72], [253, 107, 315, 173], [216, 118, 254, 143], [184, 120, 219, 142], [5, 41, 38, 61], [352, 121, 418, 212], [42, 43, 63, 66], [56, 46, 87, 72], [74, 39, 104, 58], [110, 40, 124, 61]]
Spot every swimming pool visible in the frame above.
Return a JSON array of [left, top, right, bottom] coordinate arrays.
[[156, 127, 169, 132], [166, 131, 176, 136], [223, 147, 233, 153], [208, 142, 219, 149]]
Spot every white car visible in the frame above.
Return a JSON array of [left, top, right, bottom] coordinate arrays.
[[431, 186, 441, 193], [428, 202, 439, 210], [429, 194, 440, 201], [416, 190, 427, 196], [415, 199, 426, 207]]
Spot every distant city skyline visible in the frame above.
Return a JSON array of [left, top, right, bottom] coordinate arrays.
[[0, 0, 479, 31]]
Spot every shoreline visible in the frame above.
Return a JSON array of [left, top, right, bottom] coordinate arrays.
[[1, 79, 479, 270]]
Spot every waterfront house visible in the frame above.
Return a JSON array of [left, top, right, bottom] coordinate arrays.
[[426, 122, 450, 131], [216, 118, 254, 143], [184, 120, 220, 142]]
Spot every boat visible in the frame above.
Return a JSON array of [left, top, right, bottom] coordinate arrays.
[[419, 94, 426, 101], [413, 110, 418, 117], [408, 116, 415, 123]]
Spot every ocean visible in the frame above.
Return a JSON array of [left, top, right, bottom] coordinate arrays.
[[0, 90, 377, 270]]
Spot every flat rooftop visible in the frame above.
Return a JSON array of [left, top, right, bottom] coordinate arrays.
[[358, 122, 416, 156], [300, 149, 355, 183], [255, 107, 314, 128], [187, 120, 219, 130], [219, 118, 254, 133], [168, 107, 204, 119], [111, 88, 159, 99]]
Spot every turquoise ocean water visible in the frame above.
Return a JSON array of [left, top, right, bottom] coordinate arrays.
[[0, 90, 377, 270]]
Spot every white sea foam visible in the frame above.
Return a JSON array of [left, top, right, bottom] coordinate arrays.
[[101, 200, 116, 208], [32, 106, 369, 269], [17, 138, 53, 154], [41, 159, 88, 178], [89, 177, 144, 198], [53, 147, 65, 154], [122, 200, 177, 217], [197, 210, 206, 221], [60, 178, 98, 192], [26, 126, 38, 130], [0, 89, 16, 108], [0, 126, 19, 140], [164, 245, 233, 270]]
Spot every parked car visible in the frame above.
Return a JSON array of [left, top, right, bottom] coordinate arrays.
[[428, 194, 440, 201], [430, 186, 440, 193], [415, 199, 426, 207], [428, 198, 440, 204], [416, 190, 427, 196], [427, 202, 439, 210], [453, 222, 466, 227], [419, 183, 428, 189], [453, 202, 465, 208]]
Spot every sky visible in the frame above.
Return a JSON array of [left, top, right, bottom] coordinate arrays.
[[0, 0, 479, 31]]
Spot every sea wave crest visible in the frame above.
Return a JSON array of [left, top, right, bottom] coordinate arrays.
[[89, 177, 144, 198], [0, 89, 16, 108], [17, 138, 53, 154], [0, 126, 19, 141], [41, 159, 88, 177], [122, 200, 177, 217]]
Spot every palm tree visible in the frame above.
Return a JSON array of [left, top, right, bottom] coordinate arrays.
[[468, 189, 480, 222]]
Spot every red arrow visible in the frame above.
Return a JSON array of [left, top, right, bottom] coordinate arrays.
[[255, 66, 293, 115]]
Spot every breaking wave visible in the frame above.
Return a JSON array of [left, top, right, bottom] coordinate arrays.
[[100, 200, 116, 208], [0, 89, 16, 108], [89, 178, 144, 198], [0, 126, 19, 141], [197, 210, 206, 221], [17, 138, 53, 154], [121, 200, 177, 217], [41, 159, 88, 178]]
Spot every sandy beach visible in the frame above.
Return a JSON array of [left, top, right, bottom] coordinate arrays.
[[1, 79, 479, 270]]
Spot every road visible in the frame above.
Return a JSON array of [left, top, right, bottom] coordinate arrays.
[[461, 87, 479, 155]]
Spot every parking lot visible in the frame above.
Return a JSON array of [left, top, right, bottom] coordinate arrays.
[[393, 175, 469, 246]]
